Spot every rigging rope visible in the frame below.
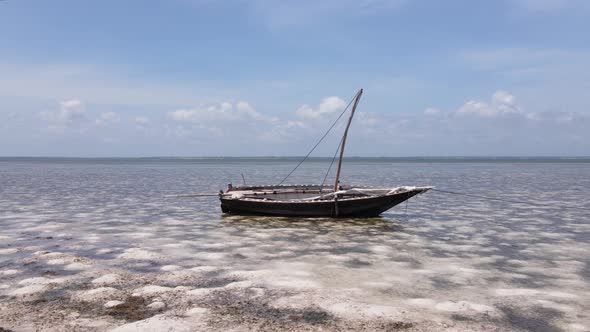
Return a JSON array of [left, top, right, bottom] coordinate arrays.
[[276, 92, 357, 186], [430, 188, 590, 212]]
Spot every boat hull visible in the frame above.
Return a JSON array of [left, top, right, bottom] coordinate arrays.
[[220, 188, 426, 217]]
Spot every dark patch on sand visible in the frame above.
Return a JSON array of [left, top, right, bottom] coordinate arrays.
[[345, 258, 372, 268], [196, 276, 241, 288], [451, 314, 473, 321], [106, 296, 152, 322], [192, 288, 336, 330], [0, 294, 100, 330], [499, 306, 563, 332], [155, 273, 240, 288], [581, 261, 590, 282], [430, 276, 460, 290], [384, 321, 414, 330], [189, 288, 418, 331]]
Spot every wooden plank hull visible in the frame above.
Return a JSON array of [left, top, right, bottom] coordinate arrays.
[[220, 188, 425, 217]]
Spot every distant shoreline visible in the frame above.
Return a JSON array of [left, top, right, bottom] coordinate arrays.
[[1, 156, 590, 163]]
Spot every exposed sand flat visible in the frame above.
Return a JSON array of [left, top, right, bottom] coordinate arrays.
[[75, 287, 124, 302], [1, 161, 589, 331], [109, 315, 198, 332], [92, 274, 122, 285]]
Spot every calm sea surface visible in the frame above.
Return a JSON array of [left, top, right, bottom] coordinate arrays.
[[1, 158, 589, 331]]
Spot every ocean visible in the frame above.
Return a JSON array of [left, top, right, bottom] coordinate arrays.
[[0, 157, 589, 331]]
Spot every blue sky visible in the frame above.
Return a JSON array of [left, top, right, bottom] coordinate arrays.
[[1, 0, 589, 156]]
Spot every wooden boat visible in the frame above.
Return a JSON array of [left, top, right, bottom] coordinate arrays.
[[219, 89, 431, 217], [220, 184, 431, 217]]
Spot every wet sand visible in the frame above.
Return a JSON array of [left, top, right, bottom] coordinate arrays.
[[1, 214, 589, 331], [1, 160, 589, 331]]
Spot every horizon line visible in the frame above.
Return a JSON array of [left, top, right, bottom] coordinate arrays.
[[1, 156, 590, 159]]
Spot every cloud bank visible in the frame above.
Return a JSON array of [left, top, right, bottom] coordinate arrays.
[[2, 89, 584, 156]]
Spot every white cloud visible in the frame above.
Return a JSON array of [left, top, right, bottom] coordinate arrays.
[[525, 110, 584, 123], [456, 101, 496, 117], [134, 116, 150, 127], [9, 88, 587, 156], [424, 107, 441, 116], [165, 96, 347, 143], [168, 101, 276, 124], [256, 96, 349, 143], [95, 112, 119, 126], [296, 96, 346, 121], [492, 90, 521, 113], [459, 48, 590, 116], [60, 99, 83, 110], [256, 119, 309, 143], [236, 101, 277, 122], [456, 90, 522, 117], [166, 101, 283, 142], [286, 120, 305, 128], [39, 99, 86, 125]]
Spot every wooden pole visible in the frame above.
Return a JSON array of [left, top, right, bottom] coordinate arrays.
[[333, 88, 363, 192]]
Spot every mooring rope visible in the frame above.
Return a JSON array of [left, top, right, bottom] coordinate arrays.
[[430, 188, 590, 212]]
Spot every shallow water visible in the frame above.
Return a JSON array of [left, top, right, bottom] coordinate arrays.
[[1, 158, 589, 331]]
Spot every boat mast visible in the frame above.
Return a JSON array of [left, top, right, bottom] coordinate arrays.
[[333, 88, 363, 192]]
